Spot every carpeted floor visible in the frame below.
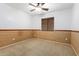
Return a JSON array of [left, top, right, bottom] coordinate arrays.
[[0, 38, 76, 56]]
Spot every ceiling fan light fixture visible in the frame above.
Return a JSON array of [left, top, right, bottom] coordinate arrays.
[[35, 7, 41, 11], [28, 3, 49, 13]]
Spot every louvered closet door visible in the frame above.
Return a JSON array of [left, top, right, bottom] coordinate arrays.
[[42, 17, 54, 31], [42, 19, 48, 31], [47, 18, 54, 31]]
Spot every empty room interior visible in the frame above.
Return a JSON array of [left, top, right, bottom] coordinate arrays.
[[0, 3, 79, 56]]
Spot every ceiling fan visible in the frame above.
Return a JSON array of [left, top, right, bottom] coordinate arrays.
[[29, 3, 49, 12]]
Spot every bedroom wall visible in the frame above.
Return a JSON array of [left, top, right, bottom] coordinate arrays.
[[0, 4, 31, 29], [30, 15, 43, 29], [71, 4, 79, 55], [0, 3, 73, 30], [0, 4, 33, 47], [0, 30, 32, 47], [30, 8, 72, 30], [0, 30, 71, 47], [33, 31, 71, 43], [71, 3, 79, 30], [53, 8, 72, 30]]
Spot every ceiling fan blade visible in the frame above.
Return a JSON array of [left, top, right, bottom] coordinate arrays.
[[42, 8, 49, 11], [41, 3, 45, 6], [30, 9, 35, 12], [29, 3, 36, 7]]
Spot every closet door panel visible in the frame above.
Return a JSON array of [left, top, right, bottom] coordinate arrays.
[[47, 18, 54, 31], [42, 17, 54, 31], [42, 19, 48, 31]]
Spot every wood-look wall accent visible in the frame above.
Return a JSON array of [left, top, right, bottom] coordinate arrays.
[[0, 29, 72, 47], [0, 31, 32, 47], [71, 32, 79, 55], [33, 31, 71, 43]]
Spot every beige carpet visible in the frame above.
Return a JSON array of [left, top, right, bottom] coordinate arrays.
[[0, 38, 76, 56]]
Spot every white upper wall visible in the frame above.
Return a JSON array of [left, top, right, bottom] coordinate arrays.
[[30, 14, 43, 29], [71, 4, 79, 31], [54, 8, 72, 30], [0, 3, 31, 29], [31, 8, 73, 30], [0, 3, 78, 30], [31, 3, 79, 31]]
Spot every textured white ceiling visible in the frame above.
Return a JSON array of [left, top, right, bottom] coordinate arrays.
[[6, 3, 73, 15]]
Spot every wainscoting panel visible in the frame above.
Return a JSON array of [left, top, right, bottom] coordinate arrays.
[[0, 31, 32, 47], [71, 32, 79, 55], [33, 31, 71, 43], [0, 30, 71, 47]]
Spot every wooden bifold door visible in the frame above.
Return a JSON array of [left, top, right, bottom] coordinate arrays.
[[42, 17, 54, 31]]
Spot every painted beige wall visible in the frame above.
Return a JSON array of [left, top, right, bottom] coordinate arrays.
[[0, 31, 32, 47], [71, 32, 79, 55], [33, 31, 71, 43]]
